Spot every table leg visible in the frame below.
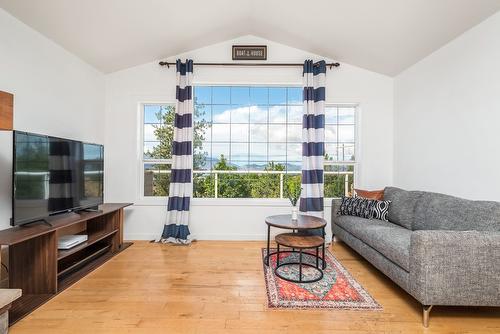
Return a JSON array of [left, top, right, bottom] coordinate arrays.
[[299, 249, 303, 282], [322, 226, 326, 269], [266, 225, 270, 266], [315, 247, 319, 268], [276, 243, 280, 266], [322, 243, 326, 269]]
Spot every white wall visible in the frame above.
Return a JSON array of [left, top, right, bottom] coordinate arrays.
[[0, 8, 105, 230], [105, 35, 394, 241], [394, 12, 500, 200]]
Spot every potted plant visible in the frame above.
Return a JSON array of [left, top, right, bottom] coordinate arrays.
[[284, 177, 302, 220]]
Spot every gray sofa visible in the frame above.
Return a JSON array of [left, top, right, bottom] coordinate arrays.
[[331, 187, 500, 327]]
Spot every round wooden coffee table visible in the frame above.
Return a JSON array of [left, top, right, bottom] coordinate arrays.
[[264, 214, 327, 269], [274, 232, 325, 283]]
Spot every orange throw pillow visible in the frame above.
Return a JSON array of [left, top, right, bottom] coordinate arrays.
[[354, 189, 384, 201]]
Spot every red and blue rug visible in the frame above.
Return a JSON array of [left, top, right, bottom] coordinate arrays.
[[262, 248, 382, 310]]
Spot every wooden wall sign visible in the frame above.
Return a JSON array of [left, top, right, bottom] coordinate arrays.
[[232, 45, 267, 60], [0, 90, 13, 130]]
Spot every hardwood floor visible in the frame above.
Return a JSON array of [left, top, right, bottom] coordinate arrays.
[[11, 240, 500, 334]]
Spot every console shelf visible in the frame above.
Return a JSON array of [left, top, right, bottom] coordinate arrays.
[[57, 229, 118, 260], [0, 203, 132, 325]]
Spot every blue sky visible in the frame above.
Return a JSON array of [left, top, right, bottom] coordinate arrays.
[[143, 86, 356, 168]]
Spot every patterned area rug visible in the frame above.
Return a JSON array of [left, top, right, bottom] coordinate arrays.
[[262, 248, 382, 310]]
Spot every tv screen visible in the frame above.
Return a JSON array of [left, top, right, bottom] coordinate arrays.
[[12, 131, 104, 226]]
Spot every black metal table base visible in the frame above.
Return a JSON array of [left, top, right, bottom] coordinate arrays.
[[264, 250, 326, 270], [274, 261, 324, 283], [270, 247, 325, 283]]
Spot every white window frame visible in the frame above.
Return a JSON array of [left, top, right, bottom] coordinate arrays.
[[137, 97, 360, 206], [323, 102, 359, 200], [138, 102, 175, 203]]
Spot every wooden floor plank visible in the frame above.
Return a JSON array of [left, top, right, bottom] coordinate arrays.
[[10, 240, 500, 334]]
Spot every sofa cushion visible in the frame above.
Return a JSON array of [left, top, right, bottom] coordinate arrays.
[[335, 215, 411, 271], [384, 187, 424, 230], [414, 192, 500, 232]]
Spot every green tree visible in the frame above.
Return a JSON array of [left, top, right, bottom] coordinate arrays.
[[213, 155, 252, 198], [250, 162, 286, 198]]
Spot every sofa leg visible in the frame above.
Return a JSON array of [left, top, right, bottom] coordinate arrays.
[[423, 305, 433, 327]]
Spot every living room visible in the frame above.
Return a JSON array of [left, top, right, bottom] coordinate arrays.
[[0, 1, 499, 333]]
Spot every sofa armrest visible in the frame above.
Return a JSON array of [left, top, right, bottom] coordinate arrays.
[[331, 198, 342, 222], [409, 230, 500, 306]]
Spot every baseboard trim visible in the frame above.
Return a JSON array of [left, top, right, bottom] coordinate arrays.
[[125, 233, 333, 243]]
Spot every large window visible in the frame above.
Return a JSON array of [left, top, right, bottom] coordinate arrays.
[[141, 86, 356, 199]]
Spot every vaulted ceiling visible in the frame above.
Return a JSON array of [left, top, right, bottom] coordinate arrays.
[[1, 0, 499, 75]]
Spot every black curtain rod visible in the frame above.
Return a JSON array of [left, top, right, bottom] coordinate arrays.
[[158, 61, 340, 69]]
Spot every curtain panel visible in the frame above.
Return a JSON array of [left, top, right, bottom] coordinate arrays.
[[300, 60, 326, 217], [160, 59, 194, 244]]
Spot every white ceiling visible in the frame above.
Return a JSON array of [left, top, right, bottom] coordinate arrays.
[[1, 0, 499, 76]]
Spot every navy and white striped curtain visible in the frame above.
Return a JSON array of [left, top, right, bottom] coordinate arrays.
[[160, 59, 193, 244], [300, 60, 326, 217]]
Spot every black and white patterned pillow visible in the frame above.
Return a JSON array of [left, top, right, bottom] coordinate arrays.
[[371, 200, 391, 221], [338, 196, 375, 219]]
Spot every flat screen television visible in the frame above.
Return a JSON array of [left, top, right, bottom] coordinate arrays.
[[12, 131, 104, 226]]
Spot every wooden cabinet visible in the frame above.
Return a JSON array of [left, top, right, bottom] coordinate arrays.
[[0, 203, 132, 324], [0, 91, 13, 130]]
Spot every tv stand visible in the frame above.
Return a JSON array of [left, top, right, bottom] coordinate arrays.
[[77, 207, 102, 213], [21, 218, 53, 228], [0, 203, 132, 325]]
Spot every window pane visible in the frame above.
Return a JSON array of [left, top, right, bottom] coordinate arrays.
[[269, 87, 286, 104], [212, 105, 231, 123], [268, 124, 286, 142], [325, 106, 337, 124], [217, 174, 251, 198], [324, 164, 355, 197], [286, 162, 301, 171], [325, 125, 337, 142], [248, 161, 268, 171], [212, 124, 230, 142], [193, 172, 215, 198], [325, 143, 338, 161], [250, 124, 267, 142], [288, 105, 303, 123], [231, 87, 250, 105], [194, 141, 211, 170], [231, 124, 249, 142], [339, 107, 355, 124], [269, 143, 287, 161], [212, 143, 230, 162], [144, 141, 160, 159], [269, 105, 286, 123], [144, 164, 171, 196], [250, 87, 268, 105], [144, 124, 158, 141], [144, 105, 163, 123], [338, 143, 355, 161], [194, 86, 211, 105], [194, 104, 211, 123], [212, 86, 230, 104], [230, 105, 249, 123], [287, 87, 302, 105], [339, 125, 355, 142], [249, 143, 267, 161], [287, 143, 302, 162], [231, 143, 249, 163], [287, 125, 302, 142], [249, 106, 267, 123], [248, 172, 281, 198]]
